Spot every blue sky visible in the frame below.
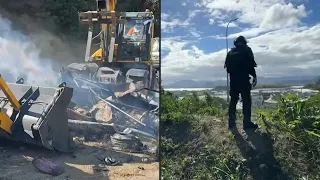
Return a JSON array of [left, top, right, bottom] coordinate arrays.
[[161, 0, 320, 84]]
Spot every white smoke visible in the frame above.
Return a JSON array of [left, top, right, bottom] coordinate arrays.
[[0, 14, 58, 87]]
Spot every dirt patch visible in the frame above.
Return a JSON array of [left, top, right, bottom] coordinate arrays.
[[191, 116, 289, 180], [0, 138, 159, 180], [108, 163, 159, 180]]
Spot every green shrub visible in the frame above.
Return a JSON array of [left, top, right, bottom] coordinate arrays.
[[161, 85, 320, 179]]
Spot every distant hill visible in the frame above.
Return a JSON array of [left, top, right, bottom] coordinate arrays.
[[164, 76, 318, 88]]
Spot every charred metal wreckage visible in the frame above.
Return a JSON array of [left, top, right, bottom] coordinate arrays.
[[0, 0, 159, 155]]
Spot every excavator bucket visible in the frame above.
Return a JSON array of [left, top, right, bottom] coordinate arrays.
[[0, 81, 74, 152]]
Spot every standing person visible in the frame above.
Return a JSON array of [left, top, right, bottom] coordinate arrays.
[[224, 36, 258, 130]]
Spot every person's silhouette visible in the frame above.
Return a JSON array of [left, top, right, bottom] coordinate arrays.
[[225, 36, 258, 130]]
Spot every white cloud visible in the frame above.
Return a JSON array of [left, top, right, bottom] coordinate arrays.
[[248, 25, 320, 57], [188, 10, 200, 18], [209, 19, 215, 25], [259, 3, 307, 29], [161, 0, 318, 83], [161, 11, 199, 33], [161, 38, 228, 82], [161, 13, 170, 20], [162, 24, 320, 82], [208, 2, 308, 39], [218, 21, 238, 28], [229, 27, 265, 39], [161, 19, 189, 32], [195, 0, 307, 28], [161, 13, 191, 32], [189, 29, 201, 38]]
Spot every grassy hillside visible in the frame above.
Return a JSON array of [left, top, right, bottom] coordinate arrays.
[[160, 88, 320, 179]]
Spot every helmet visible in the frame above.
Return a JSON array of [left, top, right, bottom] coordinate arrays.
[[234, 36, 247, 46]]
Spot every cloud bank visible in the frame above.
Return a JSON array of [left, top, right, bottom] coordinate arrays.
[[161, 0, 320, 83]]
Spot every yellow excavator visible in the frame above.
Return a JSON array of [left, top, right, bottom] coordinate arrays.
[[62, 0, 159, 108], [63, 0, 158, 87]]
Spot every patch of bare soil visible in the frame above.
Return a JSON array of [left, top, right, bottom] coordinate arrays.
[[0, 138, 159, 180]]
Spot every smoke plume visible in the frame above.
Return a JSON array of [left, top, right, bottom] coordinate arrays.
[[0, 14, 58, 87]]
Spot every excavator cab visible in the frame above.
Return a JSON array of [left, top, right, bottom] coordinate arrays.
[[78, 5, 156, 66], [116, 12, 153, 62]]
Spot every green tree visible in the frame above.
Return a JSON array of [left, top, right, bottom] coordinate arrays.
[[42, 0, 160, 41], [204, 91, 213, 106], [44, 0, 96, 40]]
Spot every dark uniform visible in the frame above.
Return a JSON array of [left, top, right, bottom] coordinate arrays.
[[225, 36, 258, 129]]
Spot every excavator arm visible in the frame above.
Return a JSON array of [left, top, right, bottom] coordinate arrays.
[[0, 75, 74, 152], [0, 75, 21, 134]]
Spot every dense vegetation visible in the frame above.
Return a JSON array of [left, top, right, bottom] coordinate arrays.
[[43, 0, 160, 40], [160, 87, 320, 179]]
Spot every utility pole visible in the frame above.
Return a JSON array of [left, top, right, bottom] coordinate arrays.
[[225, 18, 238, 103]]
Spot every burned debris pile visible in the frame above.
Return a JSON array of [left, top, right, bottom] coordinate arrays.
[[60, 62, 159, 153]]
